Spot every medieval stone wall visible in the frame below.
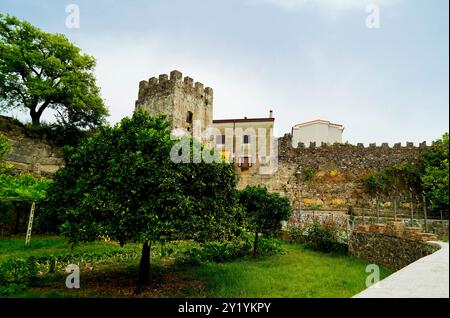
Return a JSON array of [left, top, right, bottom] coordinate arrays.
[[238, 133, 430, 211], [0, 116, 64, 177]]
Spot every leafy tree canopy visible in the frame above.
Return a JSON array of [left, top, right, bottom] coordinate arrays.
[[38, 111, 242, 283], [0, 14, 108, 127], [420, 133, 449, 213], [239, 185, 291, 256], [363, 133, 449, 216]]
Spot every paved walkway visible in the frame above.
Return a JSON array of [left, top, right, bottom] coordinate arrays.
[[354, 242, 449, 298]]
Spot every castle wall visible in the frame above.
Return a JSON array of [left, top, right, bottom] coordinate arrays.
[[238, 134, 429, 211], [0, 116, 64, 177]]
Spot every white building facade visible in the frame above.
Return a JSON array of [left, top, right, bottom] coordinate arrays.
[[292, 119, 344, 147]]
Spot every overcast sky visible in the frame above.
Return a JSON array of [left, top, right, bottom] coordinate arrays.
[[1, 0, 448, 144]]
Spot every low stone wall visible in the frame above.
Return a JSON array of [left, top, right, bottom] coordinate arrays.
[[349, 229, 441, 271], [351, 216, 449, 238]]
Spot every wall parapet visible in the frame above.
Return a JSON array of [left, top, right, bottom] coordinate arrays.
[[281, 133, 429, 151], [136, 70, 213, 106], [277, 133, 430, 172]]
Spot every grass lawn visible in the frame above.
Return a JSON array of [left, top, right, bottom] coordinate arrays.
[[0, 235, 391, 298], [189, 244, 391, 298]]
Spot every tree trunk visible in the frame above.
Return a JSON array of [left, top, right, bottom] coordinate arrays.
[[30, 109, 41, 126], [30, 100, 50, 126], [138, 241, 151, 285], [253, 232, 259, 258]]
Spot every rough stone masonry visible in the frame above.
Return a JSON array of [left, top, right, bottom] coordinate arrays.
[[0, 115, 64, 177]]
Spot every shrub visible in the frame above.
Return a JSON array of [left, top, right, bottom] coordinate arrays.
[[303, 220, 348, 253], [175, 239, 252, 266], [287, 222, 308, 243], [255, 237, 286, 256], [202, 240, 252, 262], [175, 237, 285, 266], [175, 246, 205, 266], [0, 258, 38, 292], [302, 166, 317, 182]]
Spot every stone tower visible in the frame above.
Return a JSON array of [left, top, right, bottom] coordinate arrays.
[[135, 70, 213, 138]]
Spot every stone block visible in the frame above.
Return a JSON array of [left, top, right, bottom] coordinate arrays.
[[369, 223, 386, 234], [354, 224, 370, 233], [416, 233, 438, 242], [170, 70, 183, 82], [385, 221, 406, 238], [403, 227, 422, 240]]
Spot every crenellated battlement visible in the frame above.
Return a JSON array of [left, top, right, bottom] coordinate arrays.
[[277, 133, 430, 171], [280, 133, 429, 151], [135, 70, 214, 139], [136, 70, 213, 106]]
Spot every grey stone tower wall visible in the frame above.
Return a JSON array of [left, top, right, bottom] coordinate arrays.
[[135, 70, 213, 135]]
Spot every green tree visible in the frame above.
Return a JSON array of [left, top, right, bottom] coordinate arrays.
[[363, 170, 393, 202], [363, 173, 381, 197], [420, 133, 449, 215], [39, 111, 241, 284], [0, 14, 108, 127], [239, 185, 291, 257], [174, 140, 244, 242]]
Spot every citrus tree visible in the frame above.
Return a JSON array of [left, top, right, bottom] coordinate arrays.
[[239, 185, 291, 257], [39, 111, 242, 284]]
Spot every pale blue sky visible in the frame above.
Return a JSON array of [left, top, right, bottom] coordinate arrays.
[[1, 0, 448, 144]]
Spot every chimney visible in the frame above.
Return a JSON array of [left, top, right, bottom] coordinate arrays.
[[269, 110, 273, 118]]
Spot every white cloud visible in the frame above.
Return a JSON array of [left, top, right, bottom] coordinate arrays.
[[250, 0, 401, 12]]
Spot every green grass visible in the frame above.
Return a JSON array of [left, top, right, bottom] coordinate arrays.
[[0, 236, 392, 298], [188, 244, 391, 298]]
